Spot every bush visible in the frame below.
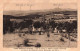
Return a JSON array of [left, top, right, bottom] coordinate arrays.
[[24, 39, 29, 46], [60, 37, 65, 42], [35, 43, 41, 47]]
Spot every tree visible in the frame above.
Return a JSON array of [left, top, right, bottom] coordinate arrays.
[[49, 20, 57, 31], [33, 21, 41, 28], [64, 22, 75, 41], [9, 21, 14, 33], [19, 19, 33, 30], [57, 22, 64, 33], [72, 21, 77, 30], [65, 22, 74, 33], [3, 20, 14, 34]]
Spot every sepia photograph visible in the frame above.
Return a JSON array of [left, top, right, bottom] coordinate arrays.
[[3, 0, 77, 48]]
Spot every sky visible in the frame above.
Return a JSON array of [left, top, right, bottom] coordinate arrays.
[[3, 0, 77, 11]]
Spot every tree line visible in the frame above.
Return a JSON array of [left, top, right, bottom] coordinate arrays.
[[3, 19, 77, 34]]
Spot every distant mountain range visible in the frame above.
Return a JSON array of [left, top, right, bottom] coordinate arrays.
[[3, 8, 77, 16]]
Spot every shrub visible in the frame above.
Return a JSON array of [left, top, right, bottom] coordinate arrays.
[[35, 43, 41, 47], [24, 39, 29, 46]]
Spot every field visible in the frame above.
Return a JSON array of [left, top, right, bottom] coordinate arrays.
[[3, 32, 77, 48]]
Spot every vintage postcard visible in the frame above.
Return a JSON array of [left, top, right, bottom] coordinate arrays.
[[0, 0, 80, 51]]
